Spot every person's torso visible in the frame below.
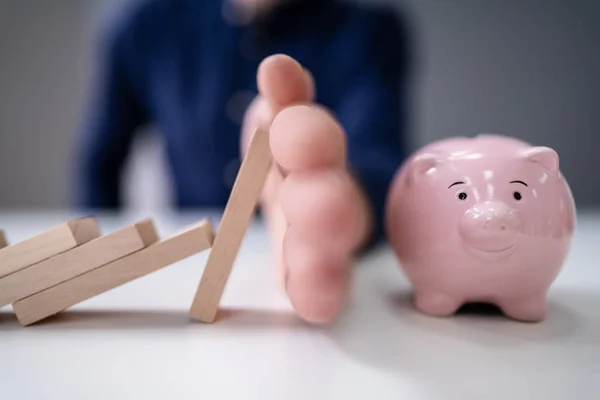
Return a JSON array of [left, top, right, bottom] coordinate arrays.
[[125, 0, 379, 207]]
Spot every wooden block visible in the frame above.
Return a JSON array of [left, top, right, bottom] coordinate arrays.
[[189, 128, 273, 323], [13, 219, 214, 326], [0, 220, 158, 307], [0, 230, 7, 248], [0, 217, 100, 279]]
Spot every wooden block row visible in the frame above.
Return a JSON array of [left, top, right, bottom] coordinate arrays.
[[14, 219, 214, 326], [2, 127, 271, 326], [0, 220, 158, 307], [0, 218, 100, 279]]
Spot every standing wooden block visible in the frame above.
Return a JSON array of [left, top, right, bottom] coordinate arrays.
[[0, 217, 100, 279], [13, 219, 214, 326], [0, 220, 158, 307], [189, 128, 273, 323], [0, 231, 7, 248]]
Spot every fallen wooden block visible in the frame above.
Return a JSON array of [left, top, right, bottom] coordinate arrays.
[[13, 219, 214, 326], [0, 230, 7, 248], [0, 217, 100, 279], [0, 220, 158, 308], [189, 128, 273, 323]]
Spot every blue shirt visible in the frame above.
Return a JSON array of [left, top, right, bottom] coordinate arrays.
[[75, 0, 412, 245]]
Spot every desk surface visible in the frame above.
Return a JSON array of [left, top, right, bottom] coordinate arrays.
[[1, 209, 599, 399]]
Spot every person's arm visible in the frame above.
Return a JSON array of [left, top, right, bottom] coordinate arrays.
[[73, 13, 148, 210], [335, 9, 413, 248]]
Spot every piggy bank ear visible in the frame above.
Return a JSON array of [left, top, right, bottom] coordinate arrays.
[[521, 146, 559, 173], [407, 153, 441, 183]]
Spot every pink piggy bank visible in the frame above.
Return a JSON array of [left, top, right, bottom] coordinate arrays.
[[385, 134, 576, 322]]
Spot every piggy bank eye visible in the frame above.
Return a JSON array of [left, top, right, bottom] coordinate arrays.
[[513, 191, 522, 201], [457, 192, 467, 201]]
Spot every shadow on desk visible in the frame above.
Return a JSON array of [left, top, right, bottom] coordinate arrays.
[[0, 289, 597, 340], [0, 307, 312, 331], [322, 286, 600, 387]]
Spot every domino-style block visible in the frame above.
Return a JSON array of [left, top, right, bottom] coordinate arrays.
[[0, 217, 100, 279], [13, 219, 214, 326], [0, 230, 7, 248], [189, 128, 273, 323], [0, 220, 158, 307]]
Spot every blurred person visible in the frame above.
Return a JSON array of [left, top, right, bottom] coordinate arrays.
[[75, 0, 412, 324]]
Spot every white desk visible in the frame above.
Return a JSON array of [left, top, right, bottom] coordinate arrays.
[[1, 209, 599, 399]]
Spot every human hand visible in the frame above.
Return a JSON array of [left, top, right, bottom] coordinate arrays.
[[241, 54, 373, 324]]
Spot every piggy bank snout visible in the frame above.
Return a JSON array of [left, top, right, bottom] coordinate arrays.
[[460, 202, 521, 251]]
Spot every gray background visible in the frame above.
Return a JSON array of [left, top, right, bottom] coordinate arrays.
[[0, 0, 598, 210]]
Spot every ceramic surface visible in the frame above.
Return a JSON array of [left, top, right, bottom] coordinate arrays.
[[385, 134, 576, 321]]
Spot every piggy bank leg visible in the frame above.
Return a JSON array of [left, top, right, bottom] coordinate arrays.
[[498, 295, 548, 322], [413, 290, 463, 317]]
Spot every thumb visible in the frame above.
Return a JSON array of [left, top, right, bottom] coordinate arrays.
[[241, 54, 314, 155], [239, 55, 315, 289], [257, 54, 315, 107]]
